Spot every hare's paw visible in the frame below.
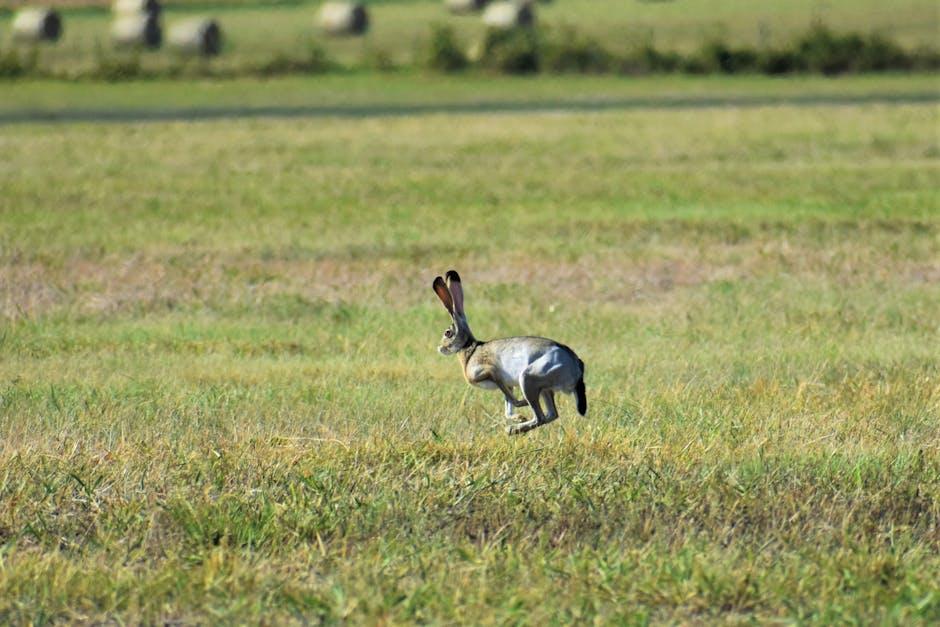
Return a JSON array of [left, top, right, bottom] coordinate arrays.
[[503, 397, 528, 418], [504, 412, 529, 425], [506, 418, 539, 436]]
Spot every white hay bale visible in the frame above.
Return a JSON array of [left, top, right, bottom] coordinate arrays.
[[482, 1, 534, 30], [12, 7, 63, 43], [445, 0, 488, 14], [112, 0, 161, 17], [317, 2, 369, 36], [167, 18, 222, 56], [111, 13, 162, 49]]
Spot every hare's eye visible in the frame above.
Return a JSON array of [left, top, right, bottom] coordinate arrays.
[[444, 329, 453, 338]]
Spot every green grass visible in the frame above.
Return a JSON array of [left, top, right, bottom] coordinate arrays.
[[1, 74, 939, 623], [1, 0, 938, 72], [3, 73, 938, 116]]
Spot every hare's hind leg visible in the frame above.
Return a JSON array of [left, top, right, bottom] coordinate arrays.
[[507, 370, 547, 435], [541, 391, 558, 424]]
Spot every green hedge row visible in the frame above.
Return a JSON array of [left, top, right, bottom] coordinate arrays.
[[445, 24, 940, 76], [2, 23, 937, 81]]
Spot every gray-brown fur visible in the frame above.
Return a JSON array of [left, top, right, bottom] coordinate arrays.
[[432, 270, 587, 435]]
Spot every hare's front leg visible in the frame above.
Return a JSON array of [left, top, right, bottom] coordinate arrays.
[[493, 380, 527, 418], [468, 371, 527, 420]]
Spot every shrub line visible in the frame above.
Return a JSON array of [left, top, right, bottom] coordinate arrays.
[[1, 23, 938, 81]]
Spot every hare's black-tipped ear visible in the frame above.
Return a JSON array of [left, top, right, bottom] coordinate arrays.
[[445, 270, 464, 315], [432, 276, 454, 315]]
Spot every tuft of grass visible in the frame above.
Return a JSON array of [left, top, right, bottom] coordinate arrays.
[[90, 51, 145, 81], [253, 42, 334, 77], [479, 27, 541, 74], [0, 47, 39, 78], [543, 24, 614, 73], [425, 24, 468, 73]]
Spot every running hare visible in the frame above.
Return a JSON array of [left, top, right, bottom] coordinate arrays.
[[432, 270, 586, 435]]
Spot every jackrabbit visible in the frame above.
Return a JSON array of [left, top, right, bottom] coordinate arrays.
[[432, 270, 586, 435]]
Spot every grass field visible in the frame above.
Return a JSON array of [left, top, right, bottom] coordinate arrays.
[[1, 0, 938, 72], [1, 74, 939, 622], [4, 73, 938, 120]]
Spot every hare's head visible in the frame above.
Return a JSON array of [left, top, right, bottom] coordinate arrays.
[[432, 270, 474, 355]]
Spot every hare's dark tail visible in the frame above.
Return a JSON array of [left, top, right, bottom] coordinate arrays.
[[575, 359, 587, 416]]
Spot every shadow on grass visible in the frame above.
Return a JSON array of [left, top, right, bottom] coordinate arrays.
[[1, 91, 937, 125]]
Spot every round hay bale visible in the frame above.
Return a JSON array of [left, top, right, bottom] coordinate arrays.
[[12, 8, 63, 43], [445, 0, 488, 14], [112, 0, 161, 17], [111, 13, 162, 49], [167, 18, 222, 57], [317, 2, 369, 37], [481, 1, 534, 30]]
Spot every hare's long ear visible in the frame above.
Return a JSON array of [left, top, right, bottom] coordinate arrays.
[[445, 270, 464, 316], [432, 276, 454, 315]]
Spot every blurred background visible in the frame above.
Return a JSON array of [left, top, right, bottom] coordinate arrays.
[[1, 0, 938, 78]]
